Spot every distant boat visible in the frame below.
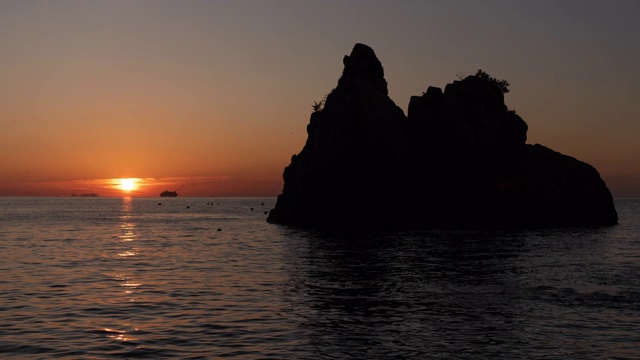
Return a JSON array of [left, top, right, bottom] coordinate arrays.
[[160, 190, 178, 197]]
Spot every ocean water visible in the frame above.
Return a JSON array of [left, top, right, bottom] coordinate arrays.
[[1, 197, 639, 359]]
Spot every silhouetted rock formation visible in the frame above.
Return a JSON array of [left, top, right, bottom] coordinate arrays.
[[72, 193, 100, 197], [268, 44, 617, 228]]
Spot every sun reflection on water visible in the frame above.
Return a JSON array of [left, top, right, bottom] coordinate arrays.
[[104, 197, 144, 303], [118, 198, 138, 254], [119, 227, 136, 242], [103, 328, 138, 342]]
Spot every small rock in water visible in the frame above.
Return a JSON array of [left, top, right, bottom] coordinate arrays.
[[158, 203, 162, 206], [217, 228, 222, 231]]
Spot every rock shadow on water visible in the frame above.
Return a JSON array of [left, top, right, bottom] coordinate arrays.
[[279, 228, 538, 357], [278, 223, 635, 357]]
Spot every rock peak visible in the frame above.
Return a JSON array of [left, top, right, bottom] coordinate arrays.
[[337, 43, 388, 96]]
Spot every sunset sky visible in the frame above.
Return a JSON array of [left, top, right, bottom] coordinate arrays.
[[1, 0, 639, 197]]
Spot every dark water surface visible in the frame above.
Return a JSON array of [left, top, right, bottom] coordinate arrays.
[[1, 197, 639, 359]]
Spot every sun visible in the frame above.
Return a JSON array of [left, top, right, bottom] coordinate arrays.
[[118, 178, 138, 192]]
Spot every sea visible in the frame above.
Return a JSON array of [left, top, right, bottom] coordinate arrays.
[[1, 197, 638, 359]]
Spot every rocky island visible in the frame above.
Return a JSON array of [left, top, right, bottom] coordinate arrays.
[[72, 193, 100, 197], [268, 44, 617, 228]]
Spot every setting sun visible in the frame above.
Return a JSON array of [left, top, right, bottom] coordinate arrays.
[[118, 178, 138, 192]]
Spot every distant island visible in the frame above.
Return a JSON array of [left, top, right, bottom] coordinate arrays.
[[160, 190, 178, 197], [268, 43, 617, 228], [72, 193, 99, 197]]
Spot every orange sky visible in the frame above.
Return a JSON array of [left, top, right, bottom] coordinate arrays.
[[1, 1, 639, 197]]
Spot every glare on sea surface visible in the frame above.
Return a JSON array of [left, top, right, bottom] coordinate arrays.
[[103, 328, 137, 342]]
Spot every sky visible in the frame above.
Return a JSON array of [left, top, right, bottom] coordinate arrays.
[[1, 0, 639, 197]]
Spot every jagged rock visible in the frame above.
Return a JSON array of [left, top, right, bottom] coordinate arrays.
[[268, 43, 617, 228]]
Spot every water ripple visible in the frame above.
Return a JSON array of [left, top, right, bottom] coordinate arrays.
[[0, 198, 639, 358]]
